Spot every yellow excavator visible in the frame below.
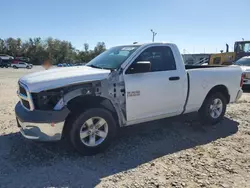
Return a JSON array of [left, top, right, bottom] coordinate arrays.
[[209, 40, 250, 65]]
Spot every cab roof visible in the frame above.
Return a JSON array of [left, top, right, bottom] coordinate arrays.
[[115, 42, 174, 48]]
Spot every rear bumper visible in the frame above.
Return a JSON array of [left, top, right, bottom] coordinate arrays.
[[15, 102, 70, 141]]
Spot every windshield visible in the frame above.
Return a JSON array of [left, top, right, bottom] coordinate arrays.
[[86, 45, 139, 70], [234, 57, 250, 66], [235, 42, 250, 53]]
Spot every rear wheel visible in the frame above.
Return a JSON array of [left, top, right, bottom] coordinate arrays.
[[199, 92, 227, 125], [68, 108, 117, 155]]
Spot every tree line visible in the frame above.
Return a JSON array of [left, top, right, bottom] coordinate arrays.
[[0, 37, 106, 65]]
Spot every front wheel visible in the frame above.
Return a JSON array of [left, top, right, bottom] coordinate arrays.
[[199, 92, 227, 125], [68, 108, 117, 155]]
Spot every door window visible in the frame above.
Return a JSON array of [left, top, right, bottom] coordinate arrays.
[[126, 46, 176, 74]]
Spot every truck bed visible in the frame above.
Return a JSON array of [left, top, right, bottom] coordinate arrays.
[[185, 65, 226, 70], [184, 64, 242, 114]]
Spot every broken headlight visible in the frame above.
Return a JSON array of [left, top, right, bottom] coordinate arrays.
[[32, 89, 63, 110]]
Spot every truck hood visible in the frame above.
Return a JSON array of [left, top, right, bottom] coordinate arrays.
[[19, 66, 111, 92]]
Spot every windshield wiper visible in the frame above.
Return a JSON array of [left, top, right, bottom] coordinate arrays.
[[86, 64, 103, 69], [87, 64, 116, 71]]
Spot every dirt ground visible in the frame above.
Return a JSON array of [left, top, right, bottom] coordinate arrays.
[[0, 67, 250, 188]]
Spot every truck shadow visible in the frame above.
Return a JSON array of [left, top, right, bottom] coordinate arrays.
[[0, 114, 239, 187]]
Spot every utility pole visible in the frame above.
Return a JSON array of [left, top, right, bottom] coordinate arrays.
[[150, 29, 157, 42]]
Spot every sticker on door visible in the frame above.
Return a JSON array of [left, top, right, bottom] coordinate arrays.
[[127, 91, 140, 97]]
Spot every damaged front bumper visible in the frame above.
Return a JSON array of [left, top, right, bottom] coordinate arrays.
[[15, 102, 70, 141]]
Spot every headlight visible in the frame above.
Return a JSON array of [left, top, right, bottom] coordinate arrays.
[[31, 84, 89, 110], [32, 90, 63, 110]]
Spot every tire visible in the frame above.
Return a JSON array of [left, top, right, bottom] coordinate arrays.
[[68, 108, 117, 155], [199, 92, 227, 125], [13, 66, 18, 69]]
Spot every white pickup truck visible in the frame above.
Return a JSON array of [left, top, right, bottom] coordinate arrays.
[[12, 61, 33, 69], [15, 43, 243, 155], [234, 56, 250, 87]]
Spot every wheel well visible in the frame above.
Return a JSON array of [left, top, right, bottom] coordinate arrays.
[[205, 85, 230, 104], [67, 95, 117, 112], [62, 95, 119, 139]]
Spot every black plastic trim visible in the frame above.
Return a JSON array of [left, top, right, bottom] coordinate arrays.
[[181, 72, 190, 114], [15, 102, 70, 123]]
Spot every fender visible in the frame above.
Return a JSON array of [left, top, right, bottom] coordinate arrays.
[[53, 82, 126, 127]]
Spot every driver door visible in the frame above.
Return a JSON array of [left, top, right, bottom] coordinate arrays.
[[19, 62, 25, 68], [123, 45, 185, 122]]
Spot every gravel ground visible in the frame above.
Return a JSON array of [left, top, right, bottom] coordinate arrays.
[[0, 67, 250, 188]]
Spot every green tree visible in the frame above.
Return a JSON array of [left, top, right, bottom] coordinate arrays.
[[0, 38, 6, 54], [0, 37, 107, 65]]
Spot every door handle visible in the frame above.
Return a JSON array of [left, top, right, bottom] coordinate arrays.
[[169, 76, 180, 81]]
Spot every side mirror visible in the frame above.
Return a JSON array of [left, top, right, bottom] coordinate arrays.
[[127, 61, 151, 74]]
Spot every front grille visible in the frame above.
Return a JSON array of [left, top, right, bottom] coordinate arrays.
[[21, 99, 30, 109], [18, 82, 34, 110], [19, 85, 27, 96]]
